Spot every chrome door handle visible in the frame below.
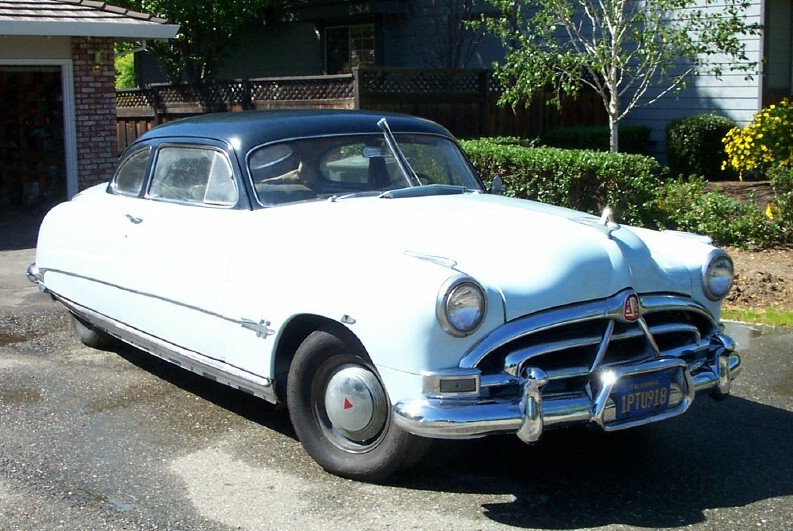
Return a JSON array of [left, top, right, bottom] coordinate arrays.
[[125, 214, 143, 224]]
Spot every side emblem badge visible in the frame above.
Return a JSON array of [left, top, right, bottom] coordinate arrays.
[[624, 293, 640, 322]]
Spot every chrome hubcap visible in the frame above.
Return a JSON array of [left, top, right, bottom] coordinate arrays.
[[324, 365, 387, 442]]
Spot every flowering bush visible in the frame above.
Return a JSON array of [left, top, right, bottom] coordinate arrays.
[[723, 99, 793, 178]]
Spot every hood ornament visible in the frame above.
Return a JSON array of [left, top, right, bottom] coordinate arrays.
[[600, 207, 614, 225]]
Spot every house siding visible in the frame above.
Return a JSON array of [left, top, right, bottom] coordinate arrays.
[[380, 0, 502, 69], [0, 36, 71, 59], [621, 0, 764, 159]]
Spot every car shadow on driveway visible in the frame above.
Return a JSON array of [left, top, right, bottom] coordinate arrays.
[[101, 332, 791, 529], [108, 340, 297, 439], [394, 395, 793, 528]]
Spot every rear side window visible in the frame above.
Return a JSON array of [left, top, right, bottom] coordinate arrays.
[[110, 148, 150, 196], [148, 146, 238, 207]]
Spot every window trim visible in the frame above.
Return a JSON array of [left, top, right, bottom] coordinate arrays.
[[324, 23, 376, 74]]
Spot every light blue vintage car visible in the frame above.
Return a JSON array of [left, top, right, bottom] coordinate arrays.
[[29, 110, 739, 481]]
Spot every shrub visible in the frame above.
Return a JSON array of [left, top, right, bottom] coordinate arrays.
[[767, 166, 793, 243], [540, 125, 652, 154], [653, 176, 785, 248], [666, 114, 736, 180], [478, 136, 539, 148], [461, 138, 663, 227], [723, 99, 793, 178]]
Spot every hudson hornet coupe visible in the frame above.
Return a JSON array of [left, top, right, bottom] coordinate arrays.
[[29, 110, 740, 480]]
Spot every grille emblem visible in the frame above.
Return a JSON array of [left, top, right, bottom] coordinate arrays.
[[624, 293, 640, 321]]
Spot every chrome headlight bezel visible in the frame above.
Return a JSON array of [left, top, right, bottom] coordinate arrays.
[[437, 276, 487, 337], [702, 249, 734, 301]]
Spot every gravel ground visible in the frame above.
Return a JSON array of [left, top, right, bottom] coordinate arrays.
[[725, 245, 793, 311]]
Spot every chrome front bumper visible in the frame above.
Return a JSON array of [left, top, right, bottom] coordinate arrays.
[[393, 347, 741, 443]]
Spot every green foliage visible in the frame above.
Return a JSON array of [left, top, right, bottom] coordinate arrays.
[[767, 166, 793, 243], [114, 52, 136, 89], [461, 138, 663, 227], [479, 0, 761, 152], [114, 0, 273, 82], [478, 136, 540, 148], [721, 307, 793, 328], [666, 114, 736, 180], [541, 125, 651, 154], [723, 100, 793, 178], [652, 176, 785, 247]]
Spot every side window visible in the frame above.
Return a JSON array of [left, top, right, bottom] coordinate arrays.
[[148, 146, 237, 207], [110, 148, 150, 196], [204, 153, 237, 206]]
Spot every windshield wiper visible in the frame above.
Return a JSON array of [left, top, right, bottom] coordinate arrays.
[[327, 190, 385, 201], [380, 184, 471, 199], [377, 118, 421, 187]]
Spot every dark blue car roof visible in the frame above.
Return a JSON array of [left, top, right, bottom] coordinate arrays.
[[130, 110, 454, 155]]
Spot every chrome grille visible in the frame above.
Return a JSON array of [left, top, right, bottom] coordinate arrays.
[[462, 291, 718, 396]]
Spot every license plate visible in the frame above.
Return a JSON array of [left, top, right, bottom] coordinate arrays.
[[613, 371, 673, 421]]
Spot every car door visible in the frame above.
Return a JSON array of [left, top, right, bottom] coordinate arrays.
[[119, 141, 244, 360]]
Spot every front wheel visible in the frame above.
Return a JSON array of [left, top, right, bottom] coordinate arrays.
[[287, 326, 430, 481]]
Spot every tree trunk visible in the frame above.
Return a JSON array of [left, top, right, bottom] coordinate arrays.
[[608, 84, 620, 153], [609, 115, 619, 153]]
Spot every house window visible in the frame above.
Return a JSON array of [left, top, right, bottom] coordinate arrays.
[[326, 25, 375, 74], [765, 0, 793, 100]]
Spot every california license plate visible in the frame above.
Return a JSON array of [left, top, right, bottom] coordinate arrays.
[[613, 371, 673, 421]]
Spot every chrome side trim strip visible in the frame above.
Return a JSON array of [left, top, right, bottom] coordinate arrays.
[[38, 267, 271, 334], [57, 295, 278, 404]]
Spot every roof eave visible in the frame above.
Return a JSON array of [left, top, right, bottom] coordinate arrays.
[[0, 21, 179, 39]]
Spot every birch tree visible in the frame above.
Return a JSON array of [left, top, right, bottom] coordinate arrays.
[[481, 0, 762, 151]]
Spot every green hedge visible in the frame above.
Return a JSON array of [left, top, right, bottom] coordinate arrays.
[[652, 176, 785, 247], [540, 125, 652, 154], [666, 114, 736, 180], [768, 166, 793, 243], [461, 137, 663, 227]]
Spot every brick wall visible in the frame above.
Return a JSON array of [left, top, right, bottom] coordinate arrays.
[[71, 37, 117, 190]]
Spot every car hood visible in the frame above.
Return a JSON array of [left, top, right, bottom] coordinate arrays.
[[265, 192, 699, 321]]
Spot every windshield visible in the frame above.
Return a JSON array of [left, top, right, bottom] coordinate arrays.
[[248, 133, 483, 206]]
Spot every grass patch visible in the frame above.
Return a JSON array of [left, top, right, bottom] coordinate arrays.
[[722, 307, 793, 327]]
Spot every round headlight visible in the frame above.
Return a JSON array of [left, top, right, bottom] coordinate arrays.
[[702, 250, 734, 301], [437, 277, 487, 337]]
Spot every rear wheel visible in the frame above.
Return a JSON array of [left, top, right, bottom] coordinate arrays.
[[287, 326, 430, 481], [70, 312, 117, 350]]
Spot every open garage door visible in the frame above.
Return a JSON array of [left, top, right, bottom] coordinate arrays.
[[0, 66, 67, 212]]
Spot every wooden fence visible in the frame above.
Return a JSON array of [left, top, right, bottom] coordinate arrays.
[[116, 68, 607, 151]]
